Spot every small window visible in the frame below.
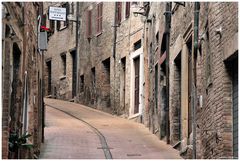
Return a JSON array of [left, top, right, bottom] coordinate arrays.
[[41, 14, 47, 27], [134, 39, 141, 51], [156, 31, 159, 45], [116, 2, 122, 25], [102, 58, 110, 84], [80, 75, 84, 92], [61, 54, 66, 76], [125, 2, 130, 18], [96, 3, 103, 34], [49, 20, 55, 33], [91, 67, 96, 88]]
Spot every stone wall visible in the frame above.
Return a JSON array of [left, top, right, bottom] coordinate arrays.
[[43, 2, 77, 100], [2, 2, 43, 158]]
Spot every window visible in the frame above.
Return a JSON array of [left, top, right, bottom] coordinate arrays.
[[80, 75, 84, 92], [96, 3, 103, 34], [125, 2, 130, 18], [134, 39, 141, 50], [116, 2, 122, 24], [102, 58, 110, 84], [49, 19, 55, 33], [91, 67, 96, 88], [41, 14, 47, 27], [62, 3, 70, 27], [156, 31, 159, 45], [61, 54, 66, 75], [86, 9, 92, 38]]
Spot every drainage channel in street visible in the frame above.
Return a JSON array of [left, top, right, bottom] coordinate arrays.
[[45, 104, 113, 159]]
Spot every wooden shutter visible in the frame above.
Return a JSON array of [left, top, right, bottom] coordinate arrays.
[[116, 2, 122, 24], [125, 2, 130, 18], [65, 3, 69, 26], [86, 10, 92, 38], [96, 3, 103, 34]]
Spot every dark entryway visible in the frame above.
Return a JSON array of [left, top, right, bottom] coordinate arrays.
[[120, 57, 126, 113], [155, 64, 158, 110], [46, 60, 51, 95], [134, 56, 140, 114], [174, 52, 182, 142], [71, 50, 77, 98], [187, 37, 195, 138], [10, 43, 21, 131]]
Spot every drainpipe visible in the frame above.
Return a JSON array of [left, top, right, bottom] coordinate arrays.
[[113, 3, 117, 59], [75, 2, 80, 101], [192, 2, 200, 159], [164, 2, 172, 144], [112, 2, 118, 112]]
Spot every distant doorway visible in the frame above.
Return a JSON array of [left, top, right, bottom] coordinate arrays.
[[46, 60, 51, 95], [134, 56, 140, 114], [71, 50, 77, 98]]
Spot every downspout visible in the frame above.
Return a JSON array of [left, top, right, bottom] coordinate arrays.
[[192, 2, 200, 159], [112, 2, 118, 112], [75, 2, 80, 101], [164, 2, 172, 144], [113, 3, 117, 59]]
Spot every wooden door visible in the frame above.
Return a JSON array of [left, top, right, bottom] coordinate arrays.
[[134, 56, 140, 114]]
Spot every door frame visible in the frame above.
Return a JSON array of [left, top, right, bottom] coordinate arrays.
[[129, 47, 144, 118]]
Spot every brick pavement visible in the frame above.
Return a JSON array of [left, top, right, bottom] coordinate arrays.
[[40, 98, 182, 159]]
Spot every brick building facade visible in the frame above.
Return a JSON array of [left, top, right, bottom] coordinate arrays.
[[40, 2, 238, 159], [78, 2, 145, 119], [43, 2, 78, 101], [2, 2, 44, 159], [144, 2, 238, 159]]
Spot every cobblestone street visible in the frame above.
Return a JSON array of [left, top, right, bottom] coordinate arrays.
[[39, 98, 181, 159]]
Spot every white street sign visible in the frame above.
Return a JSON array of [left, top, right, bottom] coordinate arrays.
[[49, 7, 66, 21]]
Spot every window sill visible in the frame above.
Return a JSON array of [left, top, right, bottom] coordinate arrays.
[[95, 31, 102, 37], [60, 75, 67, 80], [58, 26, 68, 31]]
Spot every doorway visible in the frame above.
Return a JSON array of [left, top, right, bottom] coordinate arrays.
[[71, 50, 77, 98], [134, 56, 140, 114], [46, 60, 51, 95], [120, 57, 126, 113]]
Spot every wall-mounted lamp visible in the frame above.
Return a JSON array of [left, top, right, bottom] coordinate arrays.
[[133, 2, 150, 17], [67, 14, 81, 23]]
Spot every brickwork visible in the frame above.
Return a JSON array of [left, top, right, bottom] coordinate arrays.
[[43, 2, 77, 100], [2, 2, 43, 158], [78, 2, 144, 117], [145, 2, 238, 159]]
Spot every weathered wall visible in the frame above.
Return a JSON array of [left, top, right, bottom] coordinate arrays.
[[78, 2, 144, 117], [2, 2, 43, 159], [167, 2, 238, 159], [145, 2, 238, 159], [43, 2, 77, 100]]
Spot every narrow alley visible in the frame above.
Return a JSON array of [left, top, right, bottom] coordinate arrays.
[[2, 2, 238, 159], [40, 98, 181, 159]]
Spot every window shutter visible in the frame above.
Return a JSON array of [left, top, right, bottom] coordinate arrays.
[[125, 2, 130, 18], [86, 10, 92, 38], [66, 3, 70, 26], [116, 2, 122, 24], [89, 10, 92, 37], [97, 3, 103, 34]]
